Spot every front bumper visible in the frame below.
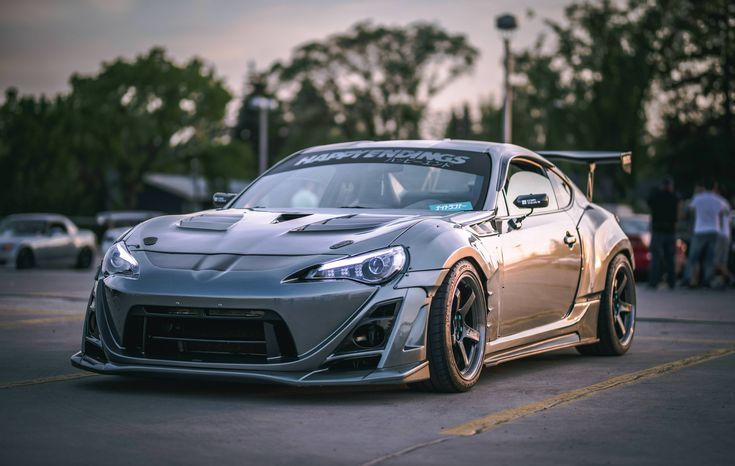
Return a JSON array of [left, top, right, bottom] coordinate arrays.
[[71, 252, 439, 386]]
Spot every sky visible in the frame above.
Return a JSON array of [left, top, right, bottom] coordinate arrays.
[[0, 0, 571, 128]]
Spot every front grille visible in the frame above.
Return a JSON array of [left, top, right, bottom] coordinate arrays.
[[123, 306, 297, 364]]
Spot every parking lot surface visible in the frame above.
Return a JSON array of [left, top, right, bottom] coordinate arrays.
[[1, 268, 733, 465]]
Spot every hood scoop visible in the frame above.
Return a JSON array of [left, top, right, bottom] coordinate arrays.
[[272, 213, 312, 224], [294, 214, 406, 232], [178, 213, 244, 231]]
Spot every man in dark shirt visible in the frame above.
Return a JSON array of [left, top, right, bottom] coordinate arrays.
[[647, 177, 679, 289]]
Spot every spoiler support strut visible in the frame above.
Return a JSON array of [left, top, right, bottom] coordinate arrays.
[[536, 150, 632, 201]]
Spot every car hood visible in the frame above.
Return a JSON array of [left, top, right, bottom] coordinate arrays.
[[125, 209, 425, 256]]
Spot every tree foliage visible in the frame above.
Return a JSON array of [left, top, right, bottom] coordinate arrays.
[[67, 47, 234, 208], [270, 21, 478, 140], [0, 48, 249, 216], [450, 0, 734, 200]]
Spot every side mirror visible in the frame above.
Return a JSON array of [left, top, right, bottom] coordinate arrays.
[[212, 192, 236, 208], [513, 193, 549, 209]]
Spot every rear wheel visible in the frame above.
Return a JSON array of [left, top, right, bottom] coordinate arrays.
[[416, 260, 487, 393], [16, 248, 35, 269], [577, 254, 636, 356]]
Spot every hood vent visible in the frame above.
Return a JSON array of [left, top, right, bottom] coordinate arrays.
[[178, 213, 244, 231], [272, 213, 312, 224], [294, 215, 405, 232]]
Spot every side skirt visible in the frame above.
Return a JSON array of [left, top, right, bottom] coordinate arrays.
[[484, 333, 599, 367]]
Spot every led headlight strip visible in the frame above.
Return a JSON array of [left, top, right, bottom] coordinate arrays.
[[305, 246, 406, 285]]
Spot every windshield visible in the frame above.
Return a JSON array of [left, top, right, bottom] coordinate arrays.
[[0, 220, 46, 236], [231, 148, 491, 211]]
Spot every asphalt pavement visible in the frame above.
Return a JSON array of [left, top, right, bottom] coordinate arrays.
[[0, 267, 733, 465]]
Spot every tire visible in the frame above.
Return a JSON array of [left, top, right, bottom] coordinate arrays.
[[16, 248, 35, 269], [577, 254, 636, 356], [416, 260, 487, 393], [75, 247, 94, 269]]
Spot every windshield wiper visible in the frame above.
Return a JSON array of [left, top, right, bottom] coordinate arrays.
[[338, 205, 371, 209]]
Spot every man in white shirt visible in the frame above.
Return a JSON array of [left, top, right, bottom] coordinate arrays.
[[713, 187, 732, 286], [683, 178, 729, 287]]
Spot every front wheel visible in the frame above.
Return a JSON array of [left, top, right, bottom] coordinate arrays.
[[16, 248, 35, 269], [577, 254, 636, 356], [418, 260, 487, 393], [75, 247, 94, 269]]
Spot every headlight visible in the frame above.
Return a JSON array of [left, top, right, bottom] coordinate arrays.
[[305, 246, 406, 285], [102, 242, 139, 279]]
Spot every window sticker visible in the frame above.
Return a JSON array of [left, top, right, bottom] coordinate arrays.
[[429, 201, 473, 212]]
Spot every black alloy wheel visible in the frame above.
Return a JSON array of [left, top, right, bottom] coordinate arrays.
[[418, 260, 487, 392], [577, 254, 636, 356]]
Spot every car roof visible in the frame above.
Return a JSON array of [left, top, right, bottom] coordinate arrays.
[[297, 139, 550, 167], [3, 213, 69, 222]]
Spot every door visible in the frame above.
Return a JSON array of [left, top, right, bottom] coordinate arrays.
[[498, 159, 582, 336], [44, 221, 76, 265]]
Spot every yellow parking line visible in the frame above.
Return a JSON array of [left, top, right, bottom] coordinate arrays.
[[443, 346, 735, 437], [0, 372, 97, 389], [0, 315, 82, 329], [637, 335, 735, 345]]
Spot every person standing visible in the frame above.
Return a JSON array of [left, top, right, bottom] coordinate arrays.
[[647, 177, 679, 289], [713, 187, 733, 287], [682, 178, 728, 287]]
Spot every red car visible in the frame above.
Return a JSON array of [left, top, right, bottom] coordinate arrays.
[[619, 214, 686, 278]]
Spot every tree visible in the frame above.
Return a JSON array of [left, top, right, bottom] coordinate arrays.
[[277, 78, 345, 158], [652, 0, 735, 192], [0, 89, 82, 215], [445, 104, 473, 140], [270, 21, 478, 140], [66, 47, 233, 209]]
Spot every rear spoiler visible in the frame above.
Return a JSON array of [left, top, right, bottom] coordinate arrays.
[[536, 150, 632, 201]]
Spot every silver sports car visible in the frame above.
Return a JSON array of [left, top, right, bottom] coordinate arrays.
[[71, 140, 636, 392]]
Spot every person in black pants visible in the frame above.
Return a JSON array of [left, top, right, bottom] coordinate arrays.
[[647, 177, 679, 289]]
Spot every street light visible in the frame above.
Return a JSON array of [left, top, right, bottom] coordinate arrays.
[[250, 96, 277, 175], [496, 13, 517, 144]]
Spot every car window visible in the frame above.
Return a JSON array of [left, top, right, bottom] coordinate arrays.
[[547, 169, 573, 208], [504, 160, 559, 216], [0, 220, 46, 236], [47, 222, 67, 235]]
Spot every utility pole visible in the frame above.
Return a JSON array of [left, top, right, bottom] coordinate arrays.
[[496, 13, 518, 144], [250, 96, 276, 175]]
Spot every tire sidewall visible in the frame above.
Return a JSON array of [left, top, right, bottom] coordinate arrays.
[[601, 255, 636, 354], [436, 261, 487, 390]]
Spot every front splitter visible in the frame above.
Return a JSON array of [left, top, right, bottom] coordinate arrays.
[[70, 352, 429, 387]]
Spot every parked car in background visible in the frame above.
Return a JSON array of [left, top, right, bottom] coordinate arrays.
[[97, 211, 162, 253], [618, 213, 686, 279], [0, 214, 97, 269], [619, 214, 651, 276]]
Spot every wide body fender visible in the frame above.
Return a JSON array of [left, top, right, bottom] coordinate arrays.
[[576, 204, 634, 298]]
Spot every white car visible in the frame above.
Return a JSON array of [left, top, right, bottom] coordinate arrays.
[[0, 214, 97, 269]]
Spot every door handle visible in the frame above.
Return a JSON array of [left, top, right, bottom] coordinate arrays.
[[563, 231, 577, 246]]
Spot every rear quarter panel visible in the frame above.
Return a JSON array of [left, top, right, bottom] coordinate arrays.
[[575, 204, 633, 297]]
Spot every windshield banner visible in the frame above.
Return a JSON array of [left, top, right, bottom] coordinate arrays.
[[273, 148, 489, 173]]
